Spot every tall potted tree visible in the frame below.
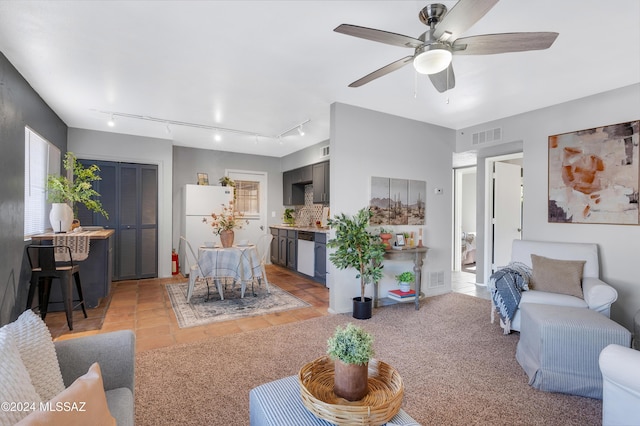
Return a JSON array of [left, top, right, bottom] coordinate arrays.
[[47, 152, 108, 232], [327, 207, 386, 319]]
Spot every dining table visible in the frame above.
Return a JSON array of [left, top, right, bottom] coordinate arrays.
[[197, 244, 263, 299]]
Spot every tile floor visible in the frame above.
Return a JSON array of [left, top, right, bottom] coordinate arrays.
[[44, 265, 330, 353], [452, 267, 491, 300], [43, 264, 489, 352]]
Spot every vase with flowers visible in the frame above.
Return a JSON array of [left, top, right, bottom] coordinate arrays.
[[206, 200, 247, 247]]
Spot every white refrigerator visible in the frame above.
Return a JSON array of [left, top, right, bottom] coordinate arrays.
[[181, 184, 234, 259]]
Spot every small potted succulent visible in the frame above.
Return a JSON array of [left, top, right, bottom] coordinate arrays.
[[218, 176, 235, 187], [327, 323, 374, 401], [395, 271, 415, 293]]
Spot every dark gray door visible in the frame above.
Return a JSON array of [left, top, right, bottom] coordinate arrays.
[[77, 160, 157, 281]]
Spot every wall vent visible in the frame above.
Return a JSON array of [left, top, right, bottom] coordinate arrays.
[[428, 271, 445, 288], [472, 127, 502, 145], [320, 145, 330, 157]]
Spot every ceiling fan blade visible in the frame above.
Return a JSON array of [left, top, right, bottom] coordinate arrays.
[[334, 24, 423, 49], [348, 56, 414, 87], [428, 64, 456, 93], [452, 32, 559, 55], [433, 0, 499, 41]]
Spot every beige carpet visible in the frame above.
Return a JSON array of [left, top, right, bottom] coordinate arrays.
[[135, 293, 601, 426]]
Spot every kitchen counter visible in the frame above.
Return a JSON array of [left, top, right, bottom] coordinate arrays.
[[31, 229, 115, 240], [29, 229, 114, 309], [269, 224, 330, 234]]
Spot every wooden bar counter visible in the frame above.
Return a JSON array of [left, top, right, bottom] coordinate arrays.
[[31, 229, 114, 309]]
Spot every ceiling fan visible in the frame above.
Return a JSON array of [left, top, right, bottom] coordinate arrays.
[[334, 0, 559, 92]]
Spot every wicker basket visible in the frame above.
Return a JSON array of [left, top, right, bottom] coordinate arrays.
[[298, 356, 404, 426]]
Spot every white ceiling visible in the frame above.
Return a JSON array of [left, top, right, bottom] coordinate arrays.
[[0, 1, 638, 158]]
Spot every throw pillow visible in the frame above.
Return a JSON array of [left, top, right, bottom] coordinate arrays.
[[3, 310, 66, 401], [0, 329, 42, 426], [530, 254, 586, 299], [16, 363, 115, 426]]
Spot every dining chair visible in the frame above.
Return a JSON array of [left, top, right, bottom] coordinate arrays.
[[25, 244, 87, 330], [255, 234, 273, 294], [178, 236, 224, 302]]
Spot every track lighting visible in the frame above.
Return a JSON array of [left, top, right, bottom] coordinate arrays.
[[98, 110, 310, 141]]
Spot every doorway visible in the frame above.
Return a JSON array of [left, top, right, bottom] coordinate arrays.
[[226, 170, 268, 244], [483, 153, 523, 285]]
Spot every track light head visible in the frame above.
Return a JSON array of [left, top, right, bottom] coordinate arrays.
[[297, 125, 305, 136], [107, 115, 115, 127]]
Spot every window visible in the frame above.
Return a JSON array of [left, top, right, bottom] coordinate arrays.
[[234, 180, 260, 217], [24, 127, 60, 237]]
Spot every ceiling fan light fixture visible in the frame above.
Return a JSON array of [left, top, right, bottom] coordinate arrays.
[[413, 44, 452, 75]]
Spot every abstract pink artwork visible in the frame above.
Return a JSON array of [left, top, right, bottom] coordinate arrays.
[[548, 120, 639, 224]]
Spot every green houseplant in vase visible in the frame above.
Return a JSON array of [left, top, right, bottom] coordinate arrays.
[[327, 207, 386, 320], [395, 271, 415, 293], [327, 323, 374, 401], [283, 208, 296, 226], [46, 152, 108, 233]]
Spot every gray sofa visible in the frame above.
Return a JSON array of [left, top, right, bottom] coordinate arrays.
[[54, 330, 135, 426]]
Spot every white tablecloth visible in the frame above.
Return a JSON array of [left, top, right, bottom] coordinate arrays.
[[198, 245, 262, 290]]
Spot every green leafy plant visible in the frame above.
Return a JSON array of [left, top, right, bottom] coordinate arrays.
[[395, 271, 415, 284], [327, 323, 374, 366], [46, 152, 108, 218], [327, 207, 386, 302], [283, 208, 295, 225], [219, 176, 235, 187]]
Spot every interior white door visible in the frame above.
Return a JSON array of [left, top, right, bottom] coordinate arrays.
[[227, 170, 268, 245], [492, 162, 522, 270]]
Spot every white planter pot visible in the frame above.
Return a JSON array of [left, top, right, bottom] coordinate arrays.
[[49, 203, 73, 233], [399, 282, 411, 293]]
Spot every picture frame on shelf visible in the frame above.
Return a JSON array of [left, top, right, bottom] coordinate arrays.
[[395, 233, 405, 246], [197, 173, 209, 185]]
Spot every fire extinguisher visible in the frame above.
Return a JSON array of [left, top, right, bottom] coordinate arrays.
[[171, 249, 179, 276]]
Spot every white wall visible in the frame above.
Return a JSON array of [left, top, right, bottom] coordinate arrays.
[[457, 83, 640, 330], [68, 128, 174, 277], [461, 172, 476, 233], [328, 102, 455, 313]]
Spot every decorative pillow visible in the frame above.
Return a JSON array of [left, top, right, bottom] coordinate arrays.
[[3, 310, 65, 401], [530, 254, 586, 299], [16, 363, 115, 426], [0, 329, 42, 426]]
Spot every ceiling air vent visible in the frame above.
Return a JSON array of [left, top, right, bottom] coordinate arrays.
[[320, 145, 330, 157], [472, 127, 502, 145]]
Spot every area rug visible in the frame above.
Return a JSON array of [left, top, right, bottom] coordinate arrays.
[[136, 293, 601, 426], [166, 281, 310, 328]]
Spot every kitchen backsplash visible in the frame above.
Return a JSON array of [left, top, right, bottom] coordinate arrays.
[[294, 185, 324, 226]]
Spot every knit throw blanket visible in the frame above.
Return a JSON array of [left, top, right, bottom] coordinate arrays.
[[487, 262, 531, 334]]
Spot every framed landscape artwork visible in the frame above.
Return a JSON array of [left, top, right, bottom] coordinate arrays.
[[370, 176, 426, 226], [548, 120, 639, 225]]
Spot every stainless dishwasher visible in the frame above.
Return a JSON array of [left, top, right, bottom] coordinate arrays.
[[296, 231, 315, 277]]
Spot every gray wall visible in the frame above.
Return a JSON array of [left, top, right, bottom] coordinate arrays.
[[328, 102, 456, 313], [458, 83, 640, 330], [0, 52, 67, 326], [172, 146, 283, 251]]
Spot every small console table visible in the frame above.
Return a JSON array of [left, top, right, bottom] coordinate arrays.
[[374, 246, 429, 311]]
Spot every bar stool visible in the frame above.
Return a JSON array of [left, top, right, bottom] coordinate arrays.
[[26, 244, 87, 330]]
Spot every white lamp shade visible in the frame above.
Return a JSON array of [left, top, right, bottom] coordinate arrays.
[[413, 47, 452, 75]]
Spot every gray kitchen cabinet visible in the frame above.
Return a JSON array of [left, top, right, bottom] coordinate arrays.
[[314, 232, 327, 285], [283, 170, 304, 206], [312, 161, 330, 204], [278, 229, 287, 266], [286, 230, 297, 270], [270, 228, 279, 264]]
